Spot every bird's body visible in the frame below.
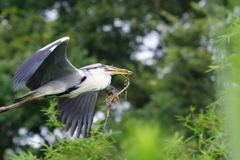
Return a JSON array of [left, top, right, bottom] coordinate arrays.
[[18, 64, 112, 100], [69, 67, 112, 97], [5, 37, 132, 138]]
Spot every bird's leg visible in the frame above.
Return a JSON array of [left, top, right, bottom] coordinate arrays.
[[0, 94, 44, 113]]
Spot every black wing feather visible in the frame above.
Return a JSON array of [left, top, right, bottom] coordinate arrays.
[[13, 37, 78, 91], [13, 39, 62, 91], [57, 91, 98, 138]]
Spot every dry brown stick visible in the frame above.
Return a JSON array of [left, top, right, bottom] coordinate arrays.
[[102, 75, 131, 127], [103, 75, 131, 104], [0, 94, 43, 113]]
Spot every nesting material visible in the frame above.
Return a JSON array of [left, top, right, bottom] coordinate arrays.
[[103, 73, 132, 125]]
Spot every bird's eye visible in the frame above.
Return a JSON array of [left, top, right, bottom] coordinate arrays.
[[103, 67, 110, 71]]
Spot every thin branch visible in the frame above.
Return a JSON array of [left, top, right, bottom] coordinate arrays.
[[0, 94, 43, 113]]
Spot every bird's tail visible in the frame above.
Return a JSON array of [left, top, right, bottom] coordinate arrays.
[[14, 90, 40, 102]]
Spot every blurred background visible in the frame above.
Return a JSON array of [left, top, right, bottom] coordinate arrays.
[[0, 0, 236, 159]]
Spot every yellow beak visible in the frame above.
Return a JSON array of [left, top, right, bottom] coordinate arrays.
[[108, 67, 133, 75]]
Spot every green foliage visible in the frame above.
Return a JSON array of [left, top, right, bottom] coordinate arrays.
[[41, 100, 64, 130], [10, 103, 229, 160], [110, 104, 228, 160], [122, 122, 164, 160], [40, 135, 113, 160], [177, 104, 229, 159], [214, 11, 240, 159], [11, 101, 114, 160], [11, 152, 38, 160]]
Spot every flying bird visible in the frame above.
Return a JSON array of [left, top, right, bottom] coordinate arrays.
[[4, 37, 132, 138]]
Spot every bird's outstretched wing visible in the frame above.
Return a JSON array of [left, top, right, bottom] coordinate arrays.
[[57, 91, 98, 138], [13, 37, 78, 92]]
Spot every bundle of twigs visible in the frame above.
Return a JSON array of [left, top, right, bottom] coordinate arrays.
[[103, 74, 131, 126]]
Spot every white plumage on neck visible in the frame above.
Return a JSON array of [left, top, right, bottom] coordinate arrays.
[[68, 68, 111, 98], [87, 68, 112, 90]]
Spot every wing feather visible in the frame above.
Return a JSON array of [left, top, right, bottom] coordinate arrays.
[[13, 37, 78, 91], [57, 91, 98, 138]]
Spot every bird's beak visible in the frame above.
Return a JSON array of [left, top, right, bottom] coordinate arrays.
[[108, 67, 133, 75]]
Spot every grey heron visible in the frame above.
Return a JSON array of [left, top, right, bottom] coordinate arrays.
[[9, 37, 132, 138]]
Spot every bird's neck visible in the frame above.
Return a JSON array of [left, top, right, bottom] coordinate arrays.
[[88, 70, 112, 88]]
